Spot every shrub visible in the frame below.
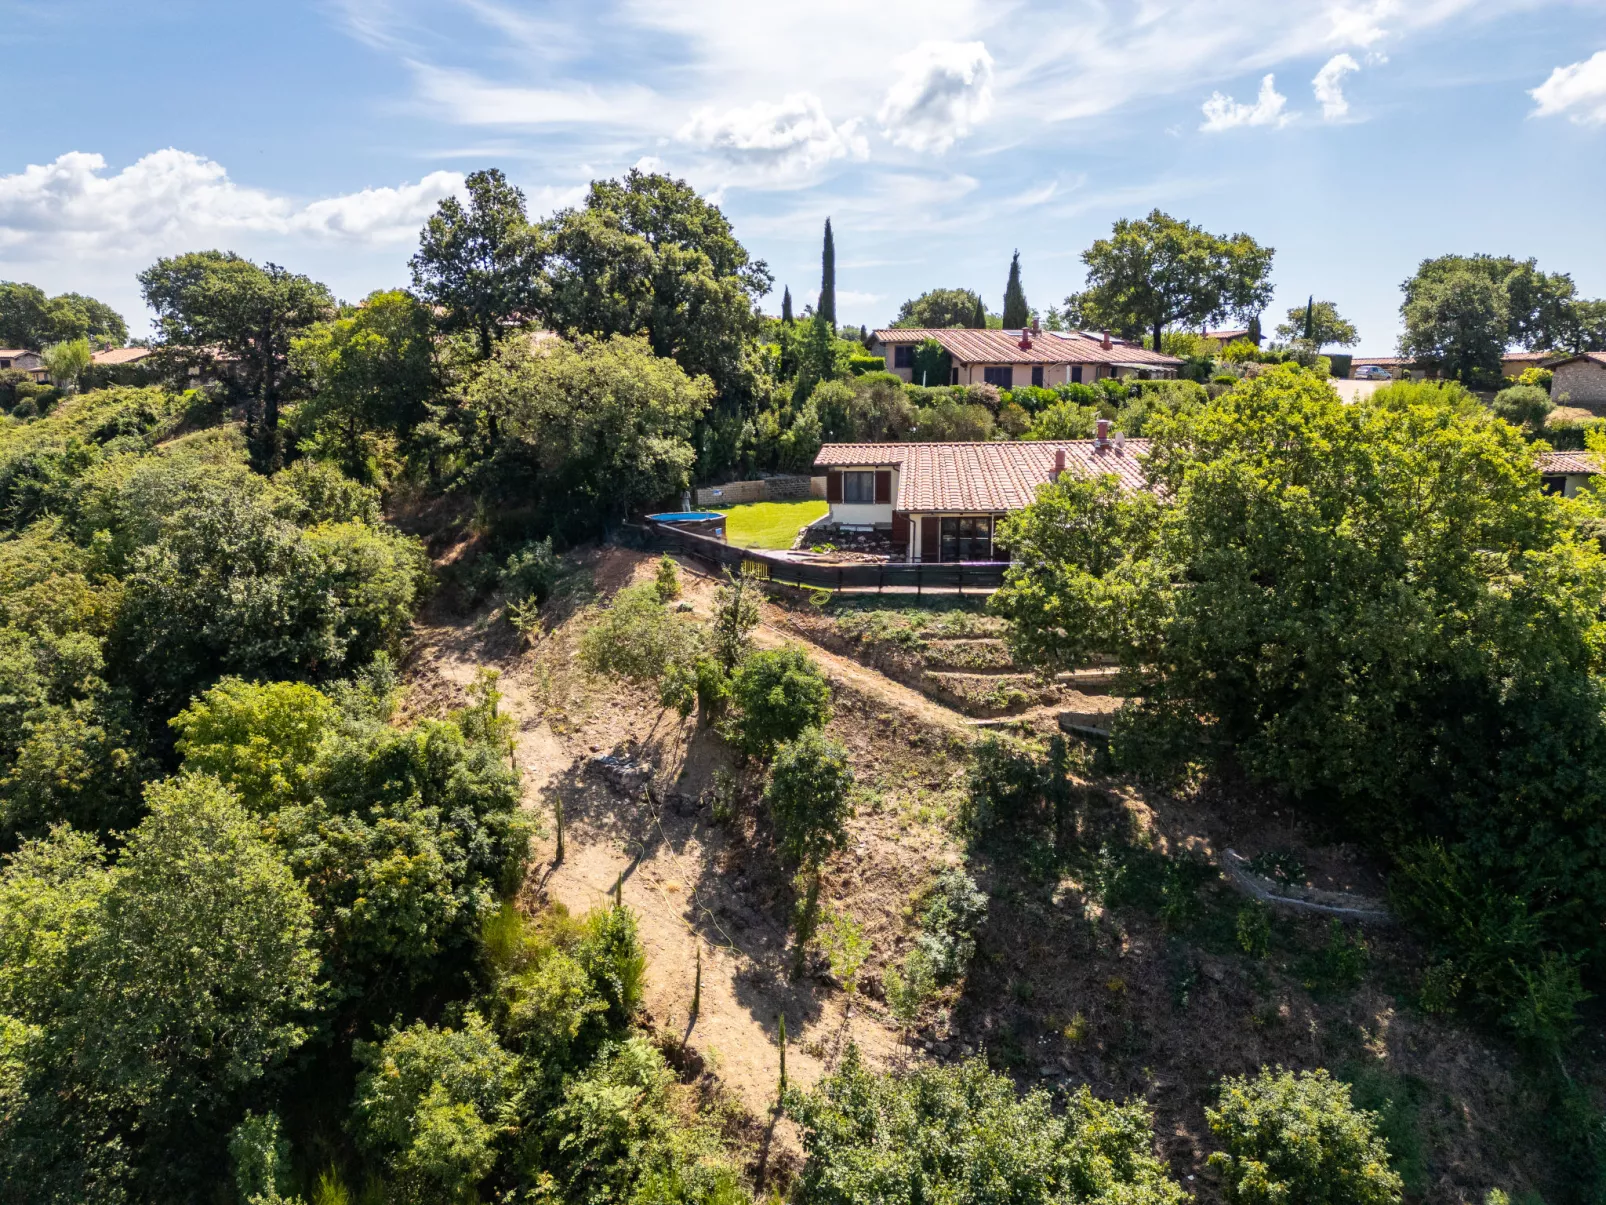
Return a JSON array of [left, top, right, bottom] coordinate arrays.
[[1491, 383, 1553, 434], [1517, 366, 1553, 392], [579, 584, 705, 684], [914, 867, 988, 982], [964, 734, 1044, 831], [500, 537, 560, 604], [786, 1046, 1185, 1205], [351, 1011, 518, 1201], [711, 565, 761, 669], [1206, 1067, 1403, 1205], [1024, 401, 1098, 441], [730, 646, 832, 757], [578, 904, 647, 1026], [911, 338, 951, 388], [765, 728, 854, 867], [654, 554, 681, 601], [847, 355, 886, 375]]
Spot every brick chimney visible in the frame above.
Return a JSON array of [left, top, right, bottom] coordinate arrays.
[[1019, 327, 1033, 351], [1095, 417, 1110, 448], [1100, 330, 1112, 350], [1053, 447, 1065, 479]]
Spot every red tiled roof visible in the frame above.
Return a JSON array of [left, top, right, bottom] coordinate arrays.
[[1205, 328, 1251, 341], [1537, 450, 1600, 475], [872, 328, 1182, 368], [0, 349, 37, 358], [1544, 351, 1606, 369], [90, 347, 151, 365], [814, 439, 1151, 512]]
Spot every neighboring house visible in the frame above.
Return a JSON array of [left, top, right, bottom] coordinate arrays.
[[0, 349, 47, 382], [869, 327, 1181, 388], [90, 347, 152, 367], [1537, 449, 1599, 497], [813, 421, 1149, 562], [1501, 351, 1550, 379], [1202, 327, 1258, 349], [1544, 352, 1606, 409]]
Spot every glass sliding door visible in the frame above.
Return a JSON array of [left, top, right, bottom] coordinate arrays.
[[938, 516, 993, 562]]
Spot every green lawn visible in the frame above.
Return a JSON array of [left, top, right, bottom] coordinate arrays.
[[716, 499, 828, 549]]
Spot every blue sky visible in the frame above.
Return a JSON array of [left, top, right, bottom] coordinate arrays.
[[2, 0, 1604, 353]]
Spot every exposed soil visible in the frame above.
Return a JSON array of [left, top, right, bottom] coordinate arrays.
[[401, 543, 1571, 1205]]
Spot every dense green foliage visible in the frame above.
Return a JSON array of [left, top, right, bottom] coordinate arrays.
[[786, 1046, 1184, 1205], [466, 334, 712, 538], [994, 366, 1606, 1037], [1064, 210, 1275, 353], [140, 251, 335, 468], [0, 281, 127, 350], [1274, 299, 1358, 349], [1206, 1068, 1403, 1205], [892, 287, 986, 329]]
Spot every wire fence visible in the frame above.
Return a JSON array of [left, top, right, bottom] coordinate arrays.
[[635, 521, 1011, 595]]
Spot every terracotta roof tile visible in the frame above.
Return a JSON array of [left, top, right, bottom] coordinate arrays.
[[1537, 450, 1600, 475], [90, 347, 151, 365], [872, 328, 1182, 368], [814, 439, 1151, 512], [1544, 351, 1606, 368]]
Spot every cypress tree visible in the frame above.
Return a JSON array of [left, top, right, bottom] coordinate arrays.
[[1303, 295, 1315, 342], [1002, 251, 1029, 328], [1247, 313, 1262, 345], [782, 286, 794, 325], [819, 218, 836, 329], [971, 293, 987, 329]]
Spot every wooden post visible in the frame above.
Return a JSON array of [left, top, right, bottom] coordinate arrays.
[[614, 875, 623, 909], [692, 943, 702, 1019], [554, 797, 565, 863], [778, 1013, 788, 1094]]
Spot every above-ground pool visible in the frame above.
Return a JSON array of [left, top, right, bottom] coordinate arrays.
[[646, 511, 727, 540]]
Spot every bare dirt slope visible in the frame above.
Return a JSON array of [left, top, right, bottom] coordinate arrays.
[[407, 546, 1556, 1204], [408, 549, 936, 1137]]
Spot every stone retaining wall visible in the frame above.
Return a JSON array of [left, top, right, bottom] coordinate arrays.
[[694, 475, 816, 506]]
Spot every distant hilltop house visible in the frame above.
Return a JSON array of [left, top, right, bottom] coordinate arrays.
[[869, 327, 1181, 389], [1349, 350, 1564, 382], [1544, 352, 1606, 410], [813, 420, 1148, 562], [1202, 327, 1260, 349], [0, 350, 47, 382], [90, 347, 152, 368]]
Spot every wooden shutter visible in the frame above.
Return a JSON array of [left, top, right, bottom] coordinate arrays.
[[891, 511, 910, 546], [874, 470, 892, 504], [920, 517, 940, 562], [826, 470, 842, 502]]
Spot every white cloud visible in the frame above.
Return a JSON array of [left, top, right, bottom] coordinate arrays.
[[1531, 49, 1606, 125], [0, 149, 462, 252], [409, 61, 656, 126], [678, 92, 868, 184], [1200, 75, 1290, 131], [1313, 53, 1360, 120], [296, 172, 465, 240], [1326, 2, 1395, 49], [878, 41, 995, 153]]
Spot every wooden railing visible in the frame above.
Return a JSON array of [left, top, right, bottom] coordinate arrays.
[[641, 521, 1011, 595]]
